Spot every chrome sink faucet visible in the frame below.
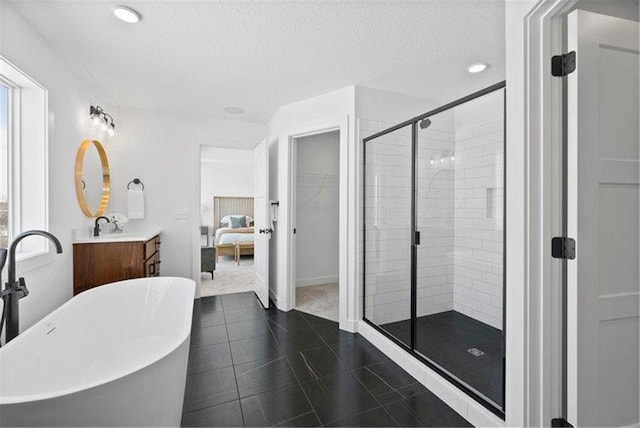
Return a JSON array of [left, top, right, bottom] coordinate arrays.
[[93, 216, 110, 237], [1, 230, 63, 344]]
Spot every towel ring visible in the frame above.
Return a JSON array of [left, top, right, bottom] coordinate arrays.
[[127, 178, 145, 191]]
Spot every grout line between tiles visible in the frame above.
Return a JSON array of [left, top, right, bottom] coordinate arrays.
[[273, 410, 317, 427], [221, 304, 246, 427]]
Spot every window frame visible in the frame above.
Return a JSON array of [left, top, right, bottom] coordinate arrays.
[[0, 55, 50, 265], [0, 78, 11, 249]]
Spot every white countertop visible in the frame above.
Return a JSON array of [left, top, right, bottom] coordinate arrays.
[[72, 228, 162, 244]]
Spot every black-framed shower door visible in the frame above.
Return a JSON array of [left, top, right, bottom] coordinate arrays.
[[362, 81, 507, 418]]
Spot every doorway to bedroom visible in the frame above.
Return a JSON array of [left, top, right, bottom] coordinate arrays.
[[292, 131, 340, 321], [199, 146, 256, 297]]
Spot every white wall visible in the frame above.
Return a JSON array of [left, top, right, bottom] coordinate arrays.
[[295, 131, 339, 287], [572, 0, 639, 21], [104, 108, 264, 280], [0, 4, 109, 331], [200, 147, 254, 232]]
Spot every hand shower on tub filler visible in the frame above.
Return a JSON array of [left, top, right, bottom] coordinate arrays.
[[0, 230, 63, 346]]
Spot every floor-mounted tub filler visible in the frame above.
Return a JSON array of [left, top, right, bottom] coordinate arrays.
[[0, 277, 195, 427]]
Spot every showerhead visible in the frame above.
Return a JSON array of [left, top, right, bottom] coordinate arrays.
[[419, 118, 432, 129]]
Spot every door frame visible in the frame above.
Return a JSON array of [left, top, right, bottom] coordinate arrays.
[[288, 127, 342, 320], [285, 117, 350, 330], [523, 0, 579, 425], [189, 140, 257, 299]]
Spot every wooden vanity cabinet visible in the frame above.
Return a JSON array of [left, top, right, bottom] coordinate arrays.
[[73, 234, 161, 295]]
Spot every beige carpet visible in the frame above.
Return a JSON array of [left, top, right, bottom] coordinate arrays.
[[200, 256, 255, 297], [295, 283, 339, 322]]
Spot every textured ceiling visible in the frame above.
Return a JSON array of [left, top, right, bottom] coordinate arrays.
[[8, 0, 505, 123]]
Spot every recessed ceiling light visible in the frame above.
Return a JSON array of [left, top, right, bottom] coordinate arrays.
[[224, 107, 244, 114], [113, 6, 141, 23], [468, 63, 488, 74]]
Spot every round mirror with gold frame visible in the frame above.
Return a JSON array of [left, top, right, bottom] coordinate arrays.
[[75, 139, 110, 218]]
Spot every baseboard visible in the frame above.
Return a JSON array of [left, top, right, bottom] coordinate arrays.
[[295, 275, 338, 287], [356, 321, 504, 428], [269, 289, 278, 307]]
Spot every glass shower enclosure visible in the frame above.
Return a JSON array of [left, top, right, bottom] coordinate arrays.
[[363, 82, 506, 415]]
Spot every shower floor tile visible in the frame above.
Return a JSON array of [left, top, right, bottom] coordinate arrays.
[[182, 293, 472, 428], [381, 310, 504, 407]]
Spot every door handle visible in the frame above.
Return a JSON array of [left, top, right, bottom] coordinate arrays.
[[259, 228, 273, 234]]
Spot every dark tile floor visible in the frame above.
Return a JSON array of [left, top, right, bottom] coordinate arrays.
[[381, 311, 504, 407], [182, 292, 473, 427]]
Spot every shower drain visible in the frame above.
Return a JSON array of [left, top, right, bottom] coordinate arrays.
[[467, 348, 484, 357]]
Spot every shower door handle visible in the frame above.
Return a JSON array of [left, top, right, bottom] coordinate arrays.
[[414, 231, 421, 245]]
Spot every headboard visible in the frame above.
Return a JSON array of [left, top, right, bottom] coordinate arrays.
[[213, 196, 254, 229]]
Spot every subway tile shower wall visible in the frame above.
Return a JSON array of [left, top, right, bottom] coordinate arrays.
[[363, 122, 413, 326], [416, 124, 456, 320], [452, 119, 504, 329], [360, 115, 504, 330]]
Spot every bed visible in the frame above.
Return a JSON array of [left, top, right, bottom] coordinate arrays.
[[213, 196, 255, 263]]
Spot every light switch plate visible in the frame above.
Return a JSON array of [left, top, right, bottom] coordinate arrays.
[[174, 209, 190, 220]]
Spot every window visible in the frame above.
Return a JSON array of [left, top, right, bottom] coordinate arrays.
[[0, 83, 7, 248], [0, 56, 48, 259]]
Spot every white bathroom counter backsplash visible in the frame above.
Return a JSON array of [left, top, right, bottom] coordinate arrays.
[[72, 228, 162, 244]]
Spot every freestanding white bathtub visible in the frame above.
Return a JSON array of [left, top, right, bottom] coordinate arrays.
[[0, 276, 195, 427]]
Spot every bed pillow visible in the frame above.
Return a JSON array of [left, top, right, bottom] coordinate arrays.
[[229, 215, 247, 228], [221, 215, 252, 227], [220, 215, 238, 226]]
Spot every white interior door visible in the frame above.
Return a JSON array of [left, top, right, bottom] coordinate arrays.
[[254, 139, 270, 308], [567, 9, 639, 427]]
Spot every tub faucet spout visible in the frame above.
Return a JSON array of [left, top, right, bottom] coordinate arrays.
[[2, 230, 62, 344], [94, 216, 110, 237]]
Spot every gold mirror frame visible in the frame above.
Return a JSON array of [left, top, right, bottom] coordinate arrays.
[[75, 139, 110, 218]]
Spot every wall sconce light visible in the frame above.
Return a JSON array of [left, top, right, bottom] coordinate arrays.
[[89, 105, 116, 137]]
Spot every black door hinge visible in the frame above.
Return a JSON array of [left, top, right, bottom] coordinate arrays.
[[293, 228, 296, 234], [552, 51, 576, 77], [552, 418, 574, 427], [552, 237, 576, 259], [414, 231, 420, 245]]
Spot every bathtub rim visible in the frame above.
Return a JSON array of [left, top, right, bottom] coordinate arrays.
[[0, 276, 195, 405]]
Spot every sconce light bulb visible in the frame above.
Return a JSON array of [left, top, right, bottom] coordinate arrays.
[[429, 157, 434, 166], [440, 156, 444, 164], [107, 124, 115, 137], [90, 115, 101, 126], [101, 121, 108, 132], [450, 155, 455, 162]]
